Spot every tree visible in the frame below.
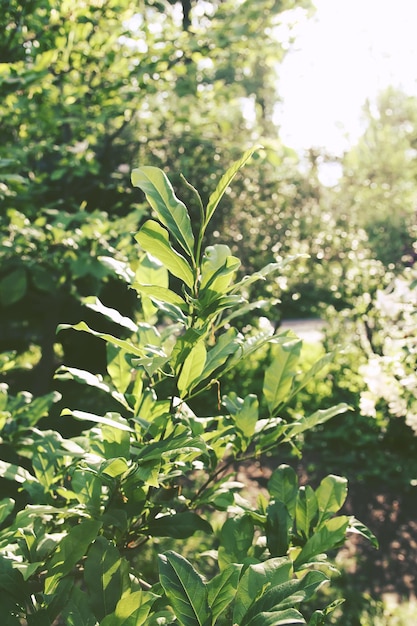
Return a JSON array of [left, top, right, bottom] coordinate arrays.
[[339, 87, 417, 266], [0, 0, 313, 394]]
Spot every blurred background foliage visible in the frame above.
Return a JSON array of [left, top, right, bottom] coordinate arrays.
[[1, 1, 417, 622]]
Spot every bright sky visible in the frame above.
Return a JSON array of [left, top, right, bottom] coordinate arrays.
[[275, 0, 417, 155]]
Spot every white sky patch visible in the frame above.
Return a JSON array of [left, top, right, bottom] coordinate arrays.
[[275, 0, 417, 155]]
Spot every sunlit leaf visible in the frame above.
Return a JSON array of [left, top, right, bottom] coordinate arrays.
[[205, 146, 260, 228], [44, 520, 102, 594], [131, 167, 195, 259], [315, 475, 348, 526], [84, 536, 130, 621], [263, 339, 302, 414]]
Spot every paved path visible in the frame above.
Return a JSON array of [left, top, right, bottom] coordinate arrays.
[[280, 319, 325, 343]]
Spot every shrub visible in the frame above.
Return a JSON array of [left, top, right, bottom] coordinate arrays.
[[0, 151, 375, 625]]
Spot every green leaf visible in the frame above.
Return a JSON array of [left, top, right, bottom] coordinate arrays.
[[61, 409, 134, 432], [0, 268, 27, 306], [31, 432, 62, 489], [0, 460, 37, 485], [348, 516, 379, 549], [234, 394, 259, 440], [199, 245, 240, 295], [62, 587, 97, 626], [266, 501, 292, 557], [284, 404, 350, 440], [100, 457, 129, 478], [100, 590, 158, 626], [0, 555, 28, 606], [205, 146, 260, 228], [107, 345, 132, 395], [131, 167, 195, 259], [158, 551, 211, 626], [218, 516, 254, 570], [84, 536, 130, 621], [0, 498, 14, 525], [246, 608, 305, 626], [147, 512, 212, 539], [315, 475, 348, 526], [177, 341, 207, 397], [131, 283, 187, 308], [83, 297, 138, 332], [135, 220, 194, 288], [241, 571, 328, 626], [263, 339, 302, 414], [206, 564, 242, 623], [268, 465, 298, 517], [294, 517, 350, 569], [295, 486, 318, 541], [44, 520, 102, 594], [233, 559, 294, 625], [57, 321, 146, 358]]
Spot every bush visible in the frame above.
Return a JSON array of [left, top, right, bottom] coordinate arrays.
[[0, 152, 375, 625]]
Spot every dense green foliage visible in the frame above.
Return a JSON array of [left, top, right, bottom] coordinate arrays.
[[1, 1, 417, 623], [0, 155, 376, 625]]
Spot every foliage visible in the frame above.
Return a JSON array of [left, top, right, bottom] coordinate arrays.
[[0, 0, 313, 395], [338, 87, 417, 266], [0, 155, 373, 625]]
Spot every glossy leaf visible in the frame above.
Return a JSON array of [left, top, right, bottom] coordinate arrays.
[[295, 486, 318, 541], [158, 551, 211, 626], [83, 297, 138, 332], [44, 520, 102, 594], [315, 475, 348, 526], [241, 571, 328, 626], [100, 590, 158, 626], [147, 512, 212, 539], [135, 220, 194, 288], [84, 536, 130, 621], [57, 321, 145, 357], [348, 517, 379, 549], [0, 498, 14, 525], [284, 404, 350, 439], [62, 587, 97, 626], [107, 345, 132, 395], [233, 558, 293, 625], [294, 517, 350, 569], [131, 167, 195, 259], [206, 564, 242, 623], [218, 515, 254, 570], [234, 394, 259, 440], [131, 283, 187, 308], [177, 341, 207, 397], [263, 339, 302, 414], [245, 608, 305, 626], [205, 146, 260, 229], [268, 465, 298, 517], [266, 500, 292, 557]]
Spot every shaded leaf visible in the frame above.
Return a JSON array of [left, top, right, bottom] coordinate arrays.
[[44, 520, 102, 594], [266, 501, 292, 557], [148, 512, 212, 539], [158, 551, 210, 626], [268, 465, 298, 517], [207, 564, 242, 623]]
